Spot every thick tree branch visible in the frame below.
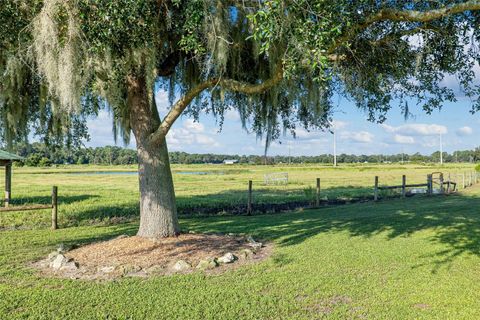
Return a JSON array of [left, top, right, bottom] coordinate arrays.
[[329, 0, 480, 54], [149, 65, 284, 145]]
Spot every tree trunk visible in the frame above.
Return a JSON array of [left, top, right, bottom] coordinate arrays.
[[127, 73, 180, 238], [136, 138, 179, 238]]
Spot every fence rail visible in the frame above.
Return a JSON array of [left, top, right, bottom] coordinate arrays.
[[0, 186, 58, 229], [373, 171, 478, 201], [246, 171, 479, 214]]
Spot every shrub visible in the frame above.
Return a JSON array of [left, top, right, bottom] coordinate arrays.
[[38, 157, 52, 167], [13, 161, 24, 167], [476, 164, 480, 172], [25, 154, 42, 166]]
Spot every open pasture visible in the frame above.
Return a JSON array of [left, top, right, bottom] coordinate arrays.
[[0, 163, 475, 229]]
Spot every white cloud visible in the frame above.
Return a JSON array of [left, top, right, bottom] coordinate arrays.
[[167, 119, 220, 149], [393, 134, 415, 144], [224, 109, 240, 121], [295, 128, 320, 139], [196, 134, 218, 146], [421, 136, 440, 148], [331, 120, 348, 130], [183, 119, 205, 133], [155, 90, 170, 116], [293, 121, 347, 141], [340, 131, 374, 143], [86, 110, 116, 147], [456, 126, 473, 136], [381, 123, 447, 136]]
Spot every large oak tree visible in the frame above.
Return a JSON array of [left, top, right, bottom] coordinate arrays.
[[1, 1, 480, 237]]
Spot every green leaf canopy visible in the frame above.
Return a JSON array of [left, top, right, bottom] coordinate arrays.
[[1, 0, 479, 149]]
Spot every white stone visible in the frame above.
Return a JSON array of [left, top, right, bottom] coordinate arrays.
[[50, 254, 67, 270], [57, 243, 72, 253], [196, 258, 218, 270], [247, 242, 263, 253], [47, 252, 59, 261], [240, 248, 255, 259], [217, 252, 236, 264], [173, 260, 191, 272], [60, 261, 79, 271], [99, 266, 115, 273]]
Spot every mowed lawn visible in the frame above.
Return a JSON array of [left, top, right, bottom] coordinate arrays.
[[1, 183, 480, 318]]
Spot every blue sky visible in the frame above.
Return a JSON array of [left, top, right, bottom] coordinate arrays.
[[86, 74, 480, 156]]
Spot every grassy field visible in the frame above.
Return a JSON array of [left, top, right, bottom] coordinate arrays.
[[0, 163, 476, 229], [0, 170, 480, 318]]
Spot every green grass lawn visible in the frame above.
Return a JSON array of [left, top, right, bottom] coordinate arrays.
[[1, 181, 480, 319]]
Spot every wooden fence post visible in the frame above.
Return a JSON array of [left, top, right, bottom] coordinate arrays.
[[469, 171, 473, 186], [247, 180, 252, 216], [427, 174, 433, 195], [439, 173, 444, 194], [463, 172, 466, 189], [402, 175, 406, 198], [374, 176, 379, 201], [316, 178, 320, 207], [4, 164, 11, 207], [447, 173, 451, 193], [51, 186, 58, 230]]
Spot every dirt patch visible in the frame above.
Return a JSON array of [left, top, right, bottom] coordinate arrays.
[[413, 303, 431, 310], [33, 233, 272, 280], [305, 295, 358, 317]]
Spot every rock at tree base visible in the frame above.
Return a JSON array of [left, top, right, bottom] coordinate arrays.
[[50, 254, 68, 270], [196, 258, 218, 270], [36, 233, 270, 280], [217, 253, 236, 264], [99, 266, 115, 273], [145, 265, 165, 274], [47, 251, 59, 261], [172, 260, 191, 272], [60, 261, 79, 272], [120, 265, 142, 275], [246, 236, 263, 252], [57, 243, 72, 254], [248, 242, 263, 252], [240, 249, 255, 259]]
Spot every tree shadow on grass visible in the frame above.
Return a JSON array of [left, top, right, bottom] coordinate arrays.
[[184, 191, 480, 269], [7, 185, 480, 270], [55, 185, 377, 225]]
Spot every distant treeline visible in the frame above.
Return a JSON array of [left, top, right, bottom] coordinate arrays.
[[6, 142, 480, 166]]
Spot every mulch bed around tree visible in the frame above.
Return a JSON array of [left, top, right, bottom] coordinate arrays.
[[33, 233, 272, 280]]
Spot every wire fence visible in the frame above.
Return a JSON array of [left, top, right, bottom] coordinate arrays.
[[169, 169, 480, 216], [1, 168, 479, 218]]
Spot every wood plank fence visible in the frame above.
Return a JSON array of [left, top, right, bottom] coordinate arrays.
[[0, 186, 58, 229]]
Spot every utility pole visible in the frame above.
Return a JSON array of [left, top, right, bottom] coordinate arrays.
[[288, 142, 291, 165], [333, 130, 337, 167]]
